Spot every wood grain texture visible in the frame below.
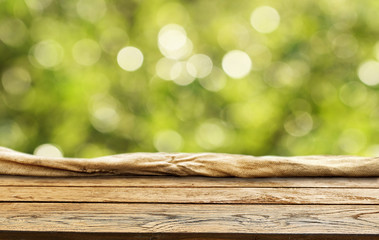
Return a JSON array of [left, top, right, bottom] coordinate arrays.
[[1, 232, 379, 240], [2, 186, 379, 204], [1, 176, 378, 188], [2, 176, 379, 238], [1, 203, 378, 234]]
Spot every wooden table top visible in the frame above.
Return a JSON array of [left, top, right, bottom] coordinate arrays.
[[1, 176, 378, 239]]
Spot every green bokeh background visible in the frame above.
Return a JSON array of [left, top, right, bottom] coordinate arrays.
[[1, 0, 379, 157]]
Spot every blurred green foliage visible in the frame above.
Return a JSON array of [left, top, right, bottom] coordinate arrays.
[[1, 0, 379, 157]]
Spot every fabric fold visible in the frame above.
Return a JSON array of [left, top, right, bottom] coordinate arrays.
[[0, 147, 378, 177]]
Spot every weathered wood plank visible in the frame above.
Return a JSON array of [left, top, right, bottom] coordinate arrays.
[[2, 187, 379, 204], [0, 176, 378, 188], [0, 203, 379, 234], [1, 203, 378, 234], [1, 232, 378, 240]]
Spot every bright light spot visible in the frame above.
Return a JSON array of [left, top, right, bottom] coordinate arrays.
[[338, 129, 366, 154], [117, 46, 144, 71], [31, 40, 64, 68], [0, 18, 27, 47], [198, 67, 227, 92], [156, 58, 195, 85], [100, 27, 128, 54], [284, 112, 313, 137], [186, 54, 213, 78], [339, 82, 367, 107], [171, 61, 195, 85], [89, 94, 120, 133], [72, 39, 102, 66], [156, 57, 177, 81], [162, 38, 192, 60], [158, 24, 192, 60], [250, 6, 280, 34], [357, 60, 379, 86], [222, 50, 252, 79], [159, 24, 187, 50], [34, 144, 63, 158], [25, 0, 52, 13], [196, 120, 226, 150], [1, 67, 31, 95], [154, 130, 183, 152], [76, 0, 106, 23]]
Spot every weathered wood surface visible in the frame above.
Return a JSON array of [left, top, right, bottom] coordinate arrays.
[[1, 232, 379, 240], [2, 186, 379, 204], [1, 203, 379, 234], [1, 176, 379, 238], [1, 176, 378, 188]]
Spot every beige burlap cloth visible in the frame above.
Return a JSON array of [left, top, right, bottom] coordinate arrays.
[[0, 147, 378, 177]]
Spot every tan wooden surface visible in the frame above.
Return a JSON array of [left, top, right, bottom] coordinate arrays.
[[1, 176, 379, 239], [1, 176, 378, 188], [1, 232, 379, 240], [2, 186, 379, 204], [0, 203, 378, 234]]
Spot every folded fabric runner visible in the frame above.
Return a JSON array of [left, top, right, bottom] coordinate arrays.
[[0, 147, 378, 177]]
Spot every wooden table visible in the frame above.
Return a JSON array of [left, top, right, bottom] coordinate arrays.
[[0, 176, 378, 239]]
